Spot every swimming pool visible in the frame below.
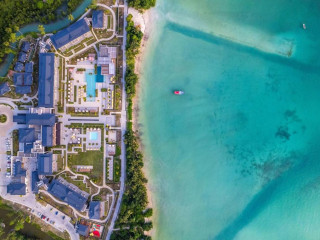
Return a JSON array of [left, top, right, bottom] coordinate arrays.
[[85, 69, 96, 101], [85, 68, 105, 101], [89, 131, 98, 141]]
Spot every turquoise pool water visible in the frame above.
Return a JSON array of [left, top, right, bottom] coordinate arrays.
[[85, 67, 105, 101], [85, 69, 96, 101], [139, 0, 320, 239], [89, 131, 98, 141]]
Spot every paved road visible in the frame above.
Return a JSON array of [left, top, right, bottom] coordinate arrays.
[[105, 0, 128, 239]]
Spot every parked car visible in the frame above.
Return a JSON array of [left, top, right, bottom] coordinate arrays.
[[62, 216, 65, 220], [55, 211, 58, 215], [46, 218, 49, 221], [37, 212, 42, 217]]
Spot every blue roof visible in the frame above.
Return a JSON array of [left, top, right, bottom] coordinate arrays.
[[16, 86, 31, 94], [18, 52, 27, 62], [26, 113, 55, 126], [31, 171, 40, 194], [48, 179, 88, 211], [89, 201, 101, 219], [50, 18, 90, 49], [38, 53, 55, 108], [14, 62, 24, 72], [19, 128, 36, 143], [92, 10, 104, 28], [7, 183, 26, 195], [13, 73, 24, 85], [21, 42, 30, 52], [13, 161, 26, 177], [0, 82, 10, 96], [42, 126, 53, 147], [13, 114, 26, 124], [77, 224, 89, 236], [24, 143, 33, 153], [37, 153, 53, 175], [24, 73, 33, 85], [25, 62, 33, 73]]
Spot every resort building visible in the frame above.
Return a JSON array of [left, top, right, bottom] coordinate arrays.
[[18, 52, 27, 62], [7, 183, 26, 195], [37, 153, 53, 176], [21, 41, 31, 53], [97, 44, 116, 78], [18, 128, 36, 154], [50, 18, 92, 52], [92, 10, 105, 29], [89, 201, 104, 220], [13, 72, 33, 94], [7, 161, 27, 195], [14, 62, 24, 72], [14, 112, 57, 154], [38, 53, 55, 108], [48, 177, 89, 212], [31, 171, 40, 194], [25, 62, 33, 73], [0, 82, 10, 96], [76, 223, 90, 237]]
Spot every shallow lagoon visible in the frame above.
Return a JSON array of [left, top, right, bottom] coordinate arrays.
[[139, 0, 320, 239]]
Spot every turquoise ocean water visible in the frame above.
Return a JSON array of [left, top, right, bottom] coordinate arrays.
[[139, 0, 320, 239]]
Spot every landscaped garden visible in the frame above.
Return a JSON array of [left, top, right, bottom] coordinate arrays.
[[0, 114, 7, 123], [68, 150, 104, 185]]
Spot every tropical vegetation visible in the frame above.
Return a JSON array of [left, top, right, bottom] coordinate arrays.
[[128, 0, 156, 10], [0, 0, 83, 62], [111, 14, 152, 240]]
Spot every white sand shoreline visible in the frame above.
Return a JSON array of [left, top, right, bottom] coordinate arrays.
[[129, 7, 157, 237]]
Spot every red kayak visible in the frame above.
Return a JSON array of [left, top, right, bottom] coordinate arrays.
[[174, 90, 184, 95]]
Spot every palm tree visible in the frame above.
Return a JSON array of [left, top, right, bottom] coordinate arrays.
[[68, 14, 74, 21]]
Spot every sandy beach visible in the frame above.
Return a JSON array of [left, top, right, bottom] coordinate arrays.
[[128, 7, 157, 236]]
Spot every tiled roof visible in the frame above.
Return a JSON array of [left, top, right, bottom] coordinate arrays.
[[18, 128, 36, 143], [77, 224, 89, 236], [14, 62, 24, 72], [21, 42, 31, 52], [31, 171, 40, 194], [25, 113, 55, 126], [13, 73, 24, 85], [25, 62, 33, 73], [0, 82, 10, 96], [50, 19, 90, 49], [13, 161, 26, 178], [37, 153, 53, 175], [13, 114, 26, 124], [89, 201, 102, 219], [92, 10, 104, 28], [16, 86, 31, 94], [24, 73, 33, 85], [38, 53, 55, 108], [48, 179, 88, 211], [7, 183, 26, 195], [18, 52, 27, 62], [42, 126, 53, 147]]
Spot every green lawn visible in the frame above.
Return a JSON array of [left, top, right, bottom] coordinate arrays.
[[61, 174, 91, 193], [55, 154, 64, 172], [68, 151, 104, 185], [113, 157, 121, 182], [12, 130, 19, 156]]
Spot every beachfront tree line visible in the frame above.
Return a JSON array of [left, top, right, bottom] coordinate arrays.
[[0, 0, 83, 63], [128, 0, 156, 10], [111, 14, 153, 240]]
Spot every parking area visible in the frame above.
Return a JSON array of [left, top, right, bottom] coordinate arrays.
[[30, 203, 72, 232]]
